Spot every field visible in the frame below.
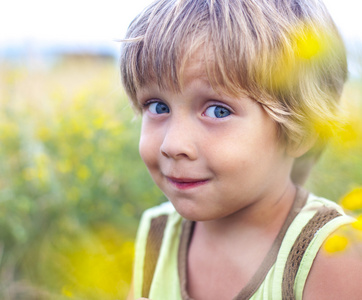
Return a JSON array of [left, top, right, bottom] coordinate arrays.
[[0, 56, 361, 299]]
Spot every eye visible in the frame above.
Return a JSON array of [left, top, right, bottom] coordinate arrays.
[[147, 102, 170, 114], [204, 105, 231, 118]]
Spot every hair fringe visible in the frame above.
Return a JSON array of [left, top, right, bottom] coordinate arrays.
[[119, 0, 347, 149]]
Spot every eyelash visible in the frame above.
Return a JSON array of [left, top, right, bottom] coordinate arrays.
[[203, 104, 232, 118], [142, 100, 169, 112], [141, 100, 155, 109], [142, 100, 233, 119]]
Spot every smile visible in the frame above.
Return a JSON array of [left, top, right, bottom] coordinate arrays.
[[166, 176, 209, 190]]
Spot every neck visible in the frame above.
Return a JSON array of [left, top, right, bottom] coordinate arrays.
[[195, 181, 297, 244]]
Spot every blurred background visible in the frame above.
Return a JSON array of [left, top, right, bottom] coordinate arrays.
[[0, 0, 361, 299]]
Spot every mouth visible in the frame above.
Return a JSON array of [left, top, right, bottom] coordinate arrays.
[[166, 176, 209, 190]]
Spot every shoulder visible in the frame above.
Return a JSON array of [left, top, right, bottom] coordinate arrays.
[[304, 193, 346, 214], [288, 192, 358, 299], [138, 201, 179, 230], [303, 224, 362, 300], [132, 202, 181, 298], [136, 201, 179, 244], [141, 201, 177, 220]]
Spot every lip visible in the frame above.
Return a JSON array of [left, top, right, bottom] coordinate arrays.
[[166, 176, 209, 190]]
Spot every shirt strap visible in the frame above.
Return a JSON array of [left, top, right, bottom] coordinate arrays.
[[282, 207, 342, 299], [142, 214, 169, 297]]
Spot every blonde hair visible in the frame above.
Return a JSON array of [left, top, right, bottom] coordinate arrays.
[[120, 0, 347, 150]]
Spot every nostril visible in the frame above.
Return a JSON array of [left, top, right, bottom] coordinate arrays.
[[161, 149, 169, 158]]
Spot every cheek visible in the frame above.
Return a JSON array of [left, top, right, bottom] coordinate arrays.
[[139, 135, 152, 166], [139, 127, 161, 170]]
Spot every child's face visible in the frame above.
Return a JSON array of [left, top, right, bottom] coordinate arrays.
[[137, 55, 294, 222]]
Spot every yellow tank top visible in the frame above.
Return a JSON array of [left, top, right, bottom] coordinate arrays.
[[132, 188, 353, 299]]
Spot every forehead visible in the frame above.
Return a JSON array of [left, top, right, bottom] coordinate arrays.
[[139, 47, 213, 93], [137, 57, 212, 102], [179, 48, 249, 100], [180, 50, 211, 88], [138, 47, 251, 104]]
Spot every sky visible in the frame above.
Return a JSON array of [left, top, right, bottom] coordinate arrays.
[[0, 0, 361, 51]]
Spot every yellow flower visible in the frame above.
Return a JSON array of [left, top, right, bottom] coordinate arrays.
[[62, 286, 73, 298], [36, 126, 51, 142], [57, 160, 73, 174], [58, 227, 134, 298], [76, 165, 90, 181], [352, 215, 362, 231], [0, 122, 19, 140], [93, 113, 106, 129], [294, 27, 326, 60], [324, 234, 349, 253], [340, 188, 362, 211], [267, 23, 333, 90], [35, 153, 49, 167]]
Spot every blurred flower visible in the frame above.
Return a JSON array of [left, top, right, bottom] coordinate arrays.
[[36, 126, 52, 142], [0, 60, 157, 300], [57, 160, 73, 174], [55, 226, 134, 299], [269, 23, 334, 90], [340, 187, 362, 211], [76, 165, 91, 181], [93, 113, 106, 129], [0, 121, 19, 140], [323, 234, 349, 253], [62, 286, 73, 298], [294, 27, 328, 60], [352, 215, 362, 231]]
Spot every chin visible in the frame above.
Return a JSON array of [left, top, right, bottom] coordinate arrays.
[[170, 200, 204, 221], [171, 201, 220, 222]]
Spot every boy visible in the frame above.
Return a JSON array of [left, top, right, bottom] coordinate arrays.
[[120, 0, 362, 299]]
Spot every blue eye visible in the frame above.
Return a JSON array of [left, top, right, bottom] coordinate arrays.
[[205, 105, 231, 118], [148, 102, 170, 114]]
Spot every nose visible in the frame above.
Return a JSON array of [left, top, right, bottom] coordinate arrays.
[[160, 118, 198, 161]]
